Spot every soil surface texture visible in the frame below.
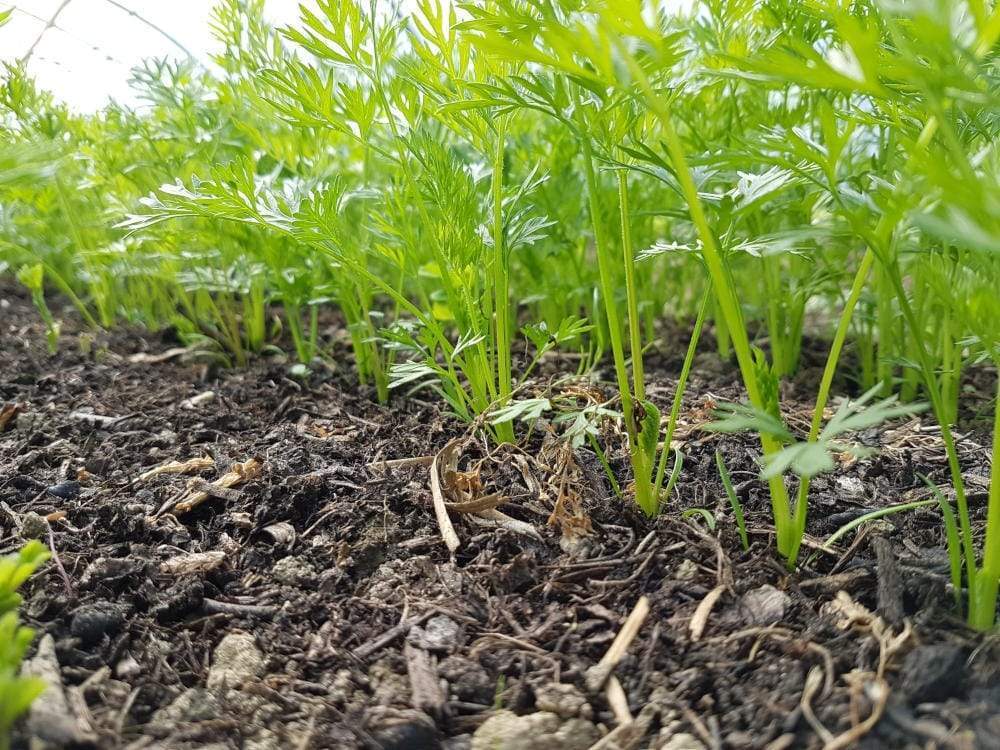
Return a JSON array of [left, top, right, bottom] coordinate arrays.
[[2, 281, 999, 750]]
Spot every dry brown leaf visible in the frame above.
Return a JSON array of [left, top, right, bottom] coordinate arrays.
[[445, 493, 508, 514], [0, 402, 21, 432]]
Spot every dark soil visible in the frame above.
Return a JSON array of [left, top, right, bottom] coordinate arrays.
[[2, 282, 999, 750]]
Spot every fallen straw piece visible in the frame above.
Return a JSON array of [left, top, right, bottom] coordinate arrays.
[[367, 455, 434, 470], [428, 437, 542, 550], [605, 675, 633, 725], [470, 507, 542, 541], [174, 457, 263, 514], [180, 391, 216, 409], [429, 440, 462, 553], [585, 595, 651, 693], [128, 346, 190, 364], [137, 456, 215, 483], [689, 584, 726, 642]]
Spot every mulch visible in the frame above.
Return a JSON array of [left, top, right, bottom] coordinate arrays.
[[2, 281, 998, 750]]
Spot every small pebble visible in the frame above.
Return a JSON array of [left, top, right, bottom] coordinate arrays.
[[408, 615, 462, 653], [369, 708, 440, 750], [46, 480, 81, 500], [207, 632, 264, 690], [739, 584, 790, 626], [19, 511, 49, 539]]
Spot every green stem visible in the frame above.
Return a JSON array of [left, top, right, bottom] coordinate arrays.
[[492, 117, 514, 443], [969, 371, 1000, 629], [788, 249, 875, 564], [654, 287, 710, 499], [764, 256, 787, 376], [787, 108, 955, 565], [653, 110, 793, 557], [617, 167, 645, 404], [55, 177, 111, 327], [579, 117, 656, 514], [884, 259, 977, 596], [876, 261, 895, 395], [579, 134, 633, 429]]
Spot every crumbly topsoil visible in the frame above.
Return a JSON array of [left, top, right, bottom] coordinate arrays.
[[2, 282, 998, 750]]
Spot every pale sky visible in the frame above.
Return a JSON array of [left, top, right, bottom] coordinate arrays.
[[1, 0, 695, 113], [0, 0, 306, 111]]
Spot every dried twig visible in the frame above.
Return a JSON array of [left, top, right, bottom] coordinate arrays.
[[186, 478, 243, 503], [469, 507, 542, 541], [605, 675, 632, 725], [800, 666, 834, 745], [137, 456, 215, 483], [798, 569, 870, 594], [353, 609, 436, 660], [823, 675, 890, 750], [873, 536, 904, 625], [585, 596, 650, 692], [127, 346, 190, 364], [203, 598, 278, 618], [404, 642, 447, 719], [367, 455, 434, 470], [46, 521, 74, 598], [180, 391, 216, 409], [161, 551, 226, 576], [174, 457, 262, 514], [689, 585, 726, 642]]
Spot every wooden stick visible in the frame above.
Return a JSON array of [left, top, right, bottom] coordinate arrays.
[[606, 676, 633, 725], [586, 596, 650, 692]]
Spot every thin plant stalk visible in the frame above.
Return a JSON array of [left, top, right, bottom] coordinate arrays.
[[653, 286, 710, 499], [578, 121, 658, 514], [629, 78, 795, 558], [617, 168, 645, 406], [788, 249, 875, 564], [788, 77, 989, 565], [971, 373, 1000, 630], [491, 117, 515, 443]]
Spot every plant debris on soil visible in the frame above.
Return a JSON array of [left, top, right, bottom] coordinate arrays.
[[2, 283, 999, 750]]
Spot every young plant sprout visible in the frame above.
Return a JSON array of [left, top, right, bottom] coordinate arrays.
[[0, 542, 49, 750]]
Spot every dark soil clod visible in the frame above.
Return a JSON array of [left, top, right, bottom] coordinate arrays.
[[900, 644, 968, 704]]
